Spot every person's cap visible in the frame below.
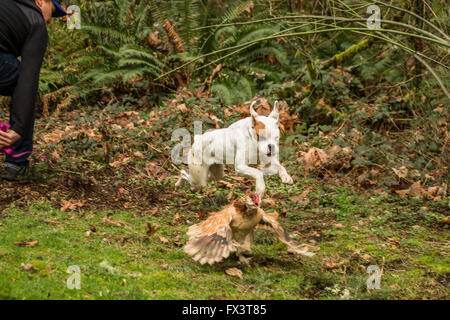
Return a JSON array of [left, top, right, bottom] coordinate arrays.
[[52, 0, 67, 17]]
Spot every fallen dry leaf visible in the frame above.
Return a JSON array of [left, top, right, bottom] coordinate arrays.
[[219, 180, 235, 189], [243, 1, 254, 14], [361, 254, 371, 261], [108, 155, 131, 168], [300, 146, 353, 173], [159, 236, 169, 243], [148, 30, 162, 46], [14, 240, 39, 247], [278, 106, 299, 134], [427, 183, 447, 201], [291, 188, 311, 205], [146, 223, 159, 236], [229, 176, 245, 182], [392, 166, 408, 179], [21, 263, 37, 271], [300, 147, 328, 170], [177, 103, 188, 113], [395, 189, 408, 197], [102, 216, 122, 227], [291, 194, 310, 205], [262, 198, 276, 207], [387, 237, 399, 243], [409, 181, 425, 197], [325, 261, 345, 270], [172, 213, 183, 224], [88, 226, 96, 233], [51, 150, 60, 160], [145, 163, 170, 180], [225, 267, 243, 279], [133, 151, 144, 158], [41, 129, 65, 144], [60, 199, 85, 212]]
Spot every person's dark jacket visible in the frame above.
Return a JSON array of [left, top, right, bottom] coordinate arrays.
[[0, 0, 48, 137]]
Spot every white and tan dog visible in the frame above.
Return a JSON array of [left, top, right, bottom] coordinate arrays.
[[175, 101, 293, 198]]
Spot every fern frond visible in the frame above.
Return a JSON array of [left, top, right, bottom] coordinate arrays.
[[179, 0, 201, 42], [115, 0, 127, 29], [121, 68, 146, 82], [221, 0, 254, 24], [82, 24, 134, 44], [200, 0, 253, 52], [90, 69, 124, 84], [214, 26, 238, 49], [236, 76, 254, 101], [237, 45, 289, 65], [236, 26, 280, 45], [119, 46, 164, 68], [245, 63, 284, 82], [98, 45, 121, 58], [118, 59, 161, 75], [211, 83, 233, 105]]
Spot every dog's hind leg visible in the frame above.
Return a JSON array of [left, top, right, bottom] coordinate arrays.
[[175, 169, 190, 187], [176, 142, 209, 189], [208, 164, 224, 181]]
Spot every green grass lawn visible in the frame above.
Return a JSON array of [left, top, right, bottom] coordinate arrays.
[[0, 172, 448, 300]]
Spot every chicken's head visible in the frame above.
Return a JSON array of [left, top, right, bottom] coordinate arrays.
[[243, 192, 260, 215]]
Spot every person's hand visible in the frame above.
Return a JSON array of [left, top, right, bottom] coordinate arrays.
[[0, 129, 21, 149]]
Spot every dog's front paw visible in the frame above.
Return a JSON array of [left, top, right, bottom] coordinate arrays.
[[175, 170, 190, 187], [175, 178, 184, 187], [281, 173, 293, 185]]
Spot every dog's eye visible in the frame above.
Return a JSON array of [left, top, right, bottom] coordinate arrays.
[[258, 135, 265, 141]]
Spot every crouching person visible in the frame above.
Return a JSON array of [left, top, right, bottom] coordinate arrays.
[[0, 0, 66, 180]]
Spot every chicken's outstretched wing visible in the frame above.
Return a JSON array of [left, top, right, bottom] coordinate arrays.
[[184, 204, 239, 265], [259, 211, 315, 257]]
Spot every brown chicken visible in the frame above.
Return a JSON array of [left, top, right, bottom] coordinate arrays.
[[184, 193, 315, 265]]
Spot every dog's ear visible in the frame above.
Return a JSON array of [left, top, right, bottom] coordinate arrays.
[[249, 101, 258, 123], [269, 100, 279, 122]]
